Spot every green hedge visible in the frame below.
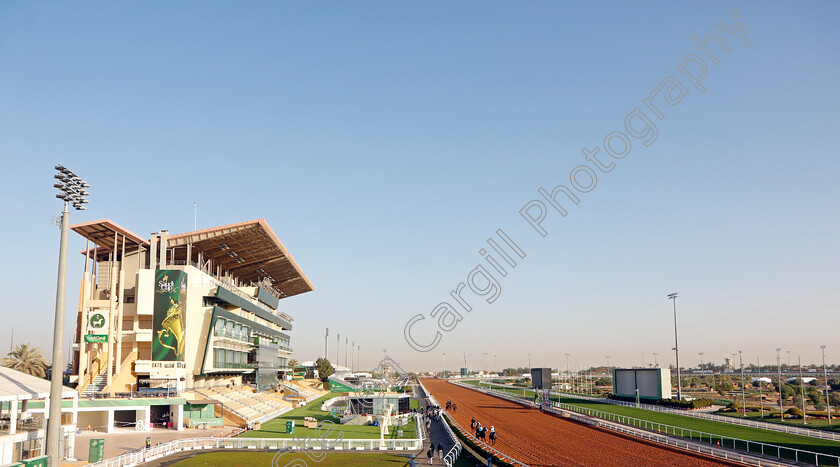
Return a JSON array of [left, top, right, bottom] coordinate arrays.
[[609, 394, 713, 409]]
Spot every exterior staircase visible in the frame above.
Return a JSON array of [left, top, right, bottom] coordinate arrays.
[[82, 373, 107, 396]]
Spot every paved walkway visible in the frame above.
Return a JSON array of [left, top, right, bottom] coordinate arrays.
[[411, 388, 462, 466], [69, 426, 233, 463]]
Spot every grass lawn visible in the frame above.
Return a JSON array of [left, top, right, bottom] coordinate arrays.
[[460, 380, 840, 463], [172, 451, 410, 466], [715, 409, 840, 433], [239, 392, 417, 440], [410, 399, 420, 410]]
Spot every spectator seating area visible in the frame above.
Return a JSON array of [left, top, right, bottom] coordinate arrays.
[[195, 386, 292, 423], [283, 380, 326, 403]]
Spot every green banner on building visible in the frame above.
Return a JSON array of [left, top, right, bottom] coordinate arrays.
[[152, 270, 187, 361], [88, 439, 105, 463], [84, 335, 108, 343]]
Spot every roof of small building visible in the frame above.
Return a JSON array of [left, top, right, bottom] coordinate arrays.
[[0, 366, 77, 402]]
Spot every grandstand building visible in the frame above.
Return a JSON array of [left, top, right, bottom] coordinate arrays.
[[68, 218, 314, 397]]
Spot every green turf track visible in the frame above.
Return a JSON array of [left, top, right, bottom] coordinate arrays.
[[239, 392, 417, 440], [172, 451, 410, 466]]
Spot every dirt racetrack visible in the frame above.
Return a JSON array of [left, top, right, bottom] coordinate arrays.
[[422, 379, 741, 467]]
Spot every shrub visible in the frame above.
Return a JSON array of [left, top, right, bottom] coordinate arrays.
[[786, 407, 803, 417], [728, 402, 743, 411]]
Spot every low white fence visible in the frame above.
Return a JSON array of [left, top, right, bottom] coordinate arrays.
[[417, 381, 462, 467], [422, 380, 527, 466], [90, 434, 424, 467], [460, 381, 840, 467], [553, 390, 840, 442]]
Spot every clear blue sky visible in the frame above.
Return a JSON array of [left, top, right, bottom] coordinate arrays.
[[1, 2, 838, 372]]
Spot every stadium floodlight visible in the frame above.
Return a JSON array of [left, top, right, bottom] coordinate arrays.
[[668, 292, 682, 400], [799, 355, 807, 425], [739, 350, 746, 417], [777, 347, 784, 421], [822, 345, 831, 426], [47, 164, 90, 466]]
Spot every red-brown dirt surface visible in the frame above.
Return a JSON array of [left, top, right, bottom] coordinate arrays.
[[422, 378, 741, 467]]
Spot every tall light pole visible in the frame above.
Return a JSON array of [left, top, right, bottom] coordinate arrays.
[[739, 350, 746, 417], [605, 355, 612, 390], [822, 345, 831, 426], [653, 352, 658, 368], [493, 353, 498, 373], [758, 356, 763, 418], [787, 350, 792, 367], [777, 347, 784, 421], [668, 292, 682, 400], [324, 328, 329, 360], [565, 353, 570, 392], [483, 352, 488, 373], [351, 340, 355, 371], [699, 352, 705, 372], [336, 333, 340, 364], [442, 352, 446, 378], [799, 355, 807, 425], [49, 165, 90, 466]]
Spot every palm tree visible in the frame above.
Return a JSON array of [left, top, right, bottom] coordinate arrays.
[[3, 343, 48, 378], [288, 359, 299, 369]]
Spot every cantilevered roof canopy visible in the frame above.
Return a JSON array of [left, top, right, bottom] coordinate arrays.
[[71, 219, 149, 258], [167, 219, 314, 298], [71, 218, 314, 299]]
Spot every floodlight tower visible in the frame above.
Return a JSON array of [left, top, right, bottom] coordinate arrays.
[[48, 165, 90, 466], [777, 347, 784, 421], [668, 292, 682, 400], [822, 345, 831, 426], [565, 353, 570, 391], [739, 350, 746, 417]]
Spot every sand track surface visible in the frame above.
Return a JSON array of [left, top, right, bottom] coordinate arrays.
[[421, 379, 741, 467]]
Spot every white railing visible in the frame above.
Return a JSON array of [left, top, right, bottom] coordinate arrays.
[[459, 381, 840, 467], [415, 413, 427, 442], [420, 380, 526, 467], [90, 435, 424, 467], [439, 412, 463, 467], [416, 381, 462, 467], [552, 390, 840, 442], [442, 406, 528, 467]]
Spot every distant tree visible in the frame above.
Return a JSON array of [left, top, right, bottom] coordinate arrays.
[[806, 387, 823, 406], [782, 384, 797, 401], [715, 376, 734, 393], [2, 343, 47, 378], [829, 392, 840, 407], [315, 358, 334, 381], [501, 367, 529, 377]]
